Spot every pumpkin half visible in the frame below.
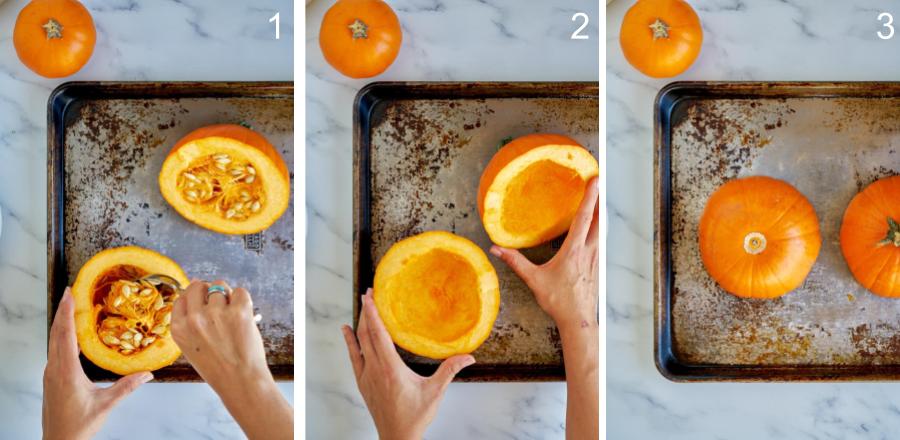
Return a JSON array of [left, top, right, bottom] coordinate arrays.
[[159, 124, 290, 235], [699, 176, 821, 299], [373, 231, 500, 359], [840, 175, 900, 298], [478, 134, 599, 249], [73, 246, 189, 375]]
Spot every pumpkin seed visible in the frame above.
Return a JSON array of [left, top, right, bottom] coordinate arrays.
[[216, 163, 227, 171], [186, 190, 198, 199], [230, 168, 244, 177], [122, 285, 133, 296], [151, 325, 167, 335], [251, 201, 261, 212], [133, 333, 143, 344], [241, 191, 251, 201], [113, 297, 124, 308], [245, 175, 255, 184], [120, 342, 135, 350], [225, 209, 236, 219], [142, 336, 156, 347], [184, 172, 199, 182], [154, 296, 165, 311], [162, 312, 172, 325], [247, 166, 256, 175], [140, 288, 152, 297], [120, 331, 133, 340], [102, 335, 120, 345], [232, 202, 244, 211], [120, 349, 134, 355], [213, 153, 230, 161]]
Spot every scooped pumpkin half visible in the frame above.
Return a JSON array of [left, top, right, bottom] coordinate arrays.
[[373, 231, 500, 359], [72, 246, 189, 375], [159, 124, 290, 235], [478, 134, 599, 249]]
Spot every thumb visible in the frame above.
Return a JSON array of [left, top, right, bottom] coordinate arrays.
[[429, 355, 475, 391], [490, 246, 537, 282], [99, 371, 153, 411]]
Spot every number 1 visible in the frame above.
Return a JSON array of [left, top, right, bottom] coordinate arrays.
[[270, 12, 280, 40]]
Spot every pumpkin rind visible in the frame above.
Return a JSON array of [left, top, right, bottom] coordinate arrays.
[[13, 0, 96, 78], [619, 0, 703, 78], [478, 134, 599, 249], [840, 175, 900, 298], [319, 0, 402, 78], [158, 124, 290, 235], [73, 246, 189, 375], [699, 176, 821, 299], [373, 231, 500, 359]]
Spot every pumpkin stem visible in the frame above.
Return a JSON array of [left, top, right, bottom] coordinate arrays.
[[743, 232, 767, 255], [42, 18, 64, 40], [349, 19, 369, 39], [878, 217, 900, 247], [649, 18, 670, 40]]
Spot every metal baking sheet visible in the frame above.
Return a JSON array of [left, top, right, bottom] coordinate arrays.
[[354, 82, 599, 381], [655, 82, 900, 381], [48, 82, 293, 381]]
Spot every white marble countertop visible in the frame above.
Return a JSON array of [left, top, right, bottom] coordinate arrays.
[[0, 0, 293, 438], [305, 0, 599, 438], [607, 0, 900, 438]]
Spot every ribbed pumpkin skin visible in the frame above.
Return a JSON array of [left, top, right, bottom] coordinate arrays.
[[699, 176, 821, 299], [840, 175, 900, 298]]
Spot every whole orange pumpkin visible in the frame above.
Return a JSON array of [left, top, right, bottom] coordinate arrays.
[[319, 0, 402, 78], [699, 176, 821, 299], [840, 175, 900, 298], [619, 0, 702, 78], [14, 0, 96, 78]]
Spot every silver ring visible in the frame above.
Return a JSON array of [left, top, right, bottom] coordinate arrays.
[[206, 284, 231, 303]]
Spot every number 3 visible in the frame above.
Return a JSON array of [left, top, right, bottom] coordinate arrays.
[[571, 12, 589, 40], [878, 12, 894, 40]]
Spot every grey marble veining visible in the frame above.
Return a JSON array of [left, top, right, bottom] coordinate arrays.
[[607, 0, 900, 439], [305, 0, 598, 438], [0, 0, 292, 438]]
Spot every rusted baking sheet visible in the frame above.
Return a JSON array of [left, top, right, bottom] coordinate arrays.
[[48, 82, 293, 381], [353, 82, 599, 381], [655, 82, 900, 381]]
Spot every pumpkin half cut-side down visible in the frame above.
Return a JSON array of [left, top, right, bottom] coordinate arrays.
[[478, 133, 599, 249], [373, 231, 500, 360], [840, 175, 900, 298], [72, 246, 189, 375], [699, 176, 821, 299], [159, 124, 290, 235]]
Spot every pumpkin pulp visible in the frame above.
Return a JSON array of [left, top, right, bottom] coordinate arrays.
[[499, 159, 585, 238], [159, 124, 290, 235]]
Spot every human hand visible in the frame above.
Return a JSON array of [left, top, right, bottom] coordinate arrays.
[[490, 176, 599, 333], [342, 289, 475, 440], [171, 280, 292, 440], [43, 287, 153, 440]]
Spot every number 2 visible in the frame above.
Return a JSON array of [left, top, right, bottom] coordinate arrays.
[[571, 12, 589, 40], [878, 12, 894, 40], [270, 12, 280, 40]]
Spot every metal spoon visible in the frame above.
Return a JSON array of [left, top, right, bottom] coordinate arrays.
[[138, 274, 263, 323]]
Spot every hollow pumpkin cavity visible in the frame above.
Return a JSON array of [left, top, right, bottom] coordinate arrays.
[[373, 231, 500, 359], [478, 133, 599, 249], [499, 159, 585, 236], [387, 249, 481, 343]]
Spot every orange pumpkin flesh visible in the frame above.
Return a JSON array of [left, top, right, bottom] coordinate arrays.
[[478, 134, 599, 249], [699, 176, 821, 299], [73, 246, 189, 375], [319, 0, 402, 78], [373, 231, 500, 359], [840, 175, 900, 298], [159, 124, 290, 235], [619, 0, 703, 78], [14, 0, 96, 78]]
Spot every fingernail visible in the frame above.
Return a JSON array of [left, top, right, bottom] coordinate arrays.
[[366, 287, 373, 296], [62, 287, 72, 301], [463, 356, 476, 368], [489, 246, 502, 257], [140, 372, 153, 384]]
